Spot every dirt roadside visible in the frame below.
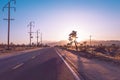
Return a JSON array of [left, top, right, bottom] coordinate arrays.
[[57, 48, 120, 80]]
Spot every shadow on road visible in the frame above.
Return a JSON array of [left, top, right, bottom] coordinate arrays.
[[0, 58, 58, 80], [15, 58, 58, 80]]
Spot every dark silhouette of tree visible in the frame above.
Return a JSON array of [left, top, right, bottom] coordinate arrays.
[[83, 41, 87, 51], [79, 43, 83, 51], [83, 41, 87, 47], [69, 30, 78, 51]]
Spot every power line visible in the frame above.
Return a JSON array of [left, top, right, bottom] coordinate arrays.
[[2, 0, 16, 50], [36, 29, 40, 47], [27, 21, 35, 47], [41, 32, 42, 46]]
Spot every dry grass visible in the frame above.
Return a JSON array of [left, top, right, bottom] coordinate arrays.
[[0, 46, 38, 54], [63, 47, 120, 66]]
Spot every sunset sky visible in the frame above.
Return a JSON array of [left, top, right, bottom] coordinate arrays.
[[0, 0, 120, 44]]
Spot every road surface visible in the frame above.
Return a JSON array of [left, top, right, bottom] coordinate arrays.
[[0, 47, 79, 80], [1, 47, 119, 80]]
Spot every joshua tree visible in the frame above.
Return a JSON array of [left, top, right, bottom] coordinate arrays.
[[69, 30, 78, 51]]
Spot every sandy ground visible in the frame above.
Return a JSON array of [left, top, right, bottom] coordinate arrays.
[[57, 48, 120, 80]]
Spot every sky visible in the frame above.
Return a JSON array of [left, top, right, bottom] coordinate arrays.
[[0, 0, 120, 44]]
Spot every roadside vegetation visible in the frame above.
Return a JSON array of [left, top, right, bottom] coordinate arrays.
[[57, 30, 120, 65], [0, 43, 49, 54]]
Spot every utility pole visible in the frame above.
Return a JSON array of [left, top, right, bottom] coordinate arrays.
[[27, 21, 34, 47], [3, 0, 16, 50], [36, 30, 40, 47], [41, 32, 42, 46]]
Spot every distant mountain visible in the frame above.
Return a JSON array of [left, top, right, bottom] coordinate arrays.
[[47, 40, 68, 46], [45, 40, 120, 47], [79, 40, 120, 46]]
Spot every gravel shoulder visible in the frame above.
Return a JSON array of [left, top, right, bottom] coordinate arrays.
[[57, 48, 120, 80]]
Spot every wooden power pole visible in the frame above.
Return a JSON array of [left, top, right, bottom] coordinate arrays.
[[27, 21, 34, 47], [3, 0, 16, 50]]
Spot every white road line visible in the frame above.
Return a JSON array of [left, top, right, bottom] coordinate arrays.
[[31, 56, 36, 59], [12, 63, 24, 70], [55, 49, 81, 80]]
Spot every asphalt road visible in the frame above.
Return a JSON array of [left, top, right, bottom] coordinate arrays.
[[0, 47, 77, 80]]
